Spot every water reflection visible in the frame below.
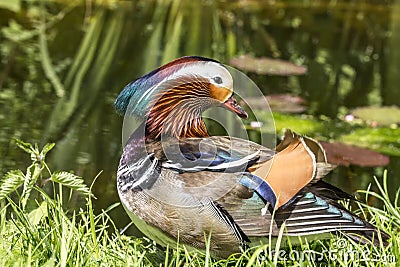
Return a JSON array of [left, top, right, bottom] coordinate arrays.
[[0, 0, 399, 231]]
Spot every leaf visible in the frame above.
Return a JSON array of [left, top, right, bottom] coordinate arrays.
[[229, 55, 308, 76], [15, 140, 54, 164], [0, 170, 24, 201], [41, 143, 55, 158], [28, 201, 48, 226], [320, 141, 390, 167], [51, 171, 90, 196], [340, 128, 400, 157], [253, 111, 324, 135], [20, 166, 32, 207], [266, 94, 306, 113], [244, 94, 306, 113], [352, 106, 400, 126], [21, 164, 42, 208], [14, 139, 35, 155]]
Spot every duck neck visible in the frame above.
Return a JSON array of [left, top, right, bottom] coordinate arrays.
[[142, 77, 215, 141], [145, 99, 210, 141]]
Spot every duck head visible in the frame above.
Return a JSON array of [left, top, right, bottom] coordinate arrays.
[[115, 56, 247, 140]]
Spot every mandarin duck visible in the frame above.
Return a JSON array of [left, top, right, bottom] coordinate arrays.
[[115, 56, 389, 258]]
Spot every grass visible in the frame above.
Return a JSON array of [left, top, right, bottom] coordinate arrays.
[[0, 142, 398, 266]]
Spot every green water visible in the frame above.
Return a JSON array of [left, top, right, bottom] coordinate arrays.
[[1, 0, 400, 231]]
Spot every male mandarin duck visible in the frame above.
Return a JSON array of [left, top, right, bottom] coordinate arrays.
[[114, 56, 389, 258]]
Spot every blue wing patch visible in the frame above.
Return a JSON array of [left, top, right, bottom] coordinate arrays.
[[239, 173, 277, 208]]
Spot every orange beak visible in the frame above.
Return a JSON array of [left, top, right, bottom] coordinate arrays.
[[222, 95, 248, 119]]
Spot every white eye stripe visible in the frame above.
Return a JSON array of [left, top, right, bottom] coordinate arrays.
[[136, 61, 233, 108], [165, 62, 232, 87]]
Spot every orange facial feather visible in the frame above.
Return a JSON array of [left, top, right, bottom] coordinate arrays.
[[209, 84, 232, 103]]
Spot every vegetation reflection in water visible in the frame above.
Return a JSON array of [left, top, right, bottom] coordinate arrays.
[[0, 0, 399, 232]]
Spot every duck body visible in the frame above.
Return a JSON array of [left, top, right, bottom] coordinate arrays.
[[115, 56, 389, 258]]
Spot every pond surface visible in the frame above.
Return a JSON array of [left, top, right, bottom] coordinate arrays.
[[0, 0, 399, 231]]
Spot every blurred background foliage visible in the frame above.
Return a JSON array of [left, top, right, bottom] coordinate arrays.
[[0, 0, 399, 231]]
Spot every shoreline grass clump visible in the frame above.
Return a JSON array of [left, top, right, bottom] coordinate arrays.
[[0, 141, 160, 266], [0, 141, 398, 266]]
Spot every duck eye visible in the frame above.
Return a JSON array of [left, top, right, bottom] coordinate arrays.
[[212, 76, 223, 84]]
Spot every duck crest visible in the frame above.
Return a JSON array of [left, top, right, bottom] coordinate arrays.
[[114, 56, 220, 117]]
